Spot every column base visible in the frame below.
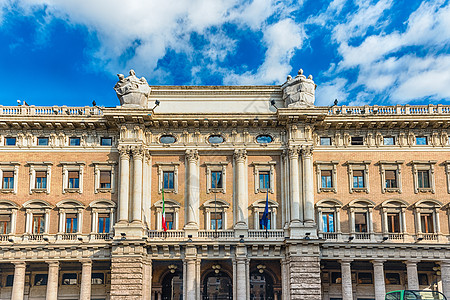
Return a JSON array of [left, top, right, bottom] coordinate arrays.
[[289, 221, 318, 239], [184, 223, 199, 237]]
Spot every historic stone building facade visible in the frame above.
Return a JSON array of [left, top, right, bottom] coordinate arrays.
[[0, 69, 449, 300]]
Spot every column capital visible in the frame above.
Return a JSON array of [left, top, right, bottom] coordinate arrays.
[[301, 145, 314, 157], [403, 260, 420, 265], [80, 259, 92, 265], [118, 145, 130, 159], [12, 261, 26, 267], [186, 149, 199, 162], [371, 260, 386, 266], [339, 259, 353, 265], [233, 149, 247, 162], [288, 146, 299, 159], [131, 145, 144, 159], [46, 260, 60, 267]]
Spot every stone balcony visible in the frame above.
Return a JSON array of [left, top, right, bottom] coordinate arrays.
[[327, 104, 450, 116], [0, 105, 103, 116], [319, 232, 448, 244]]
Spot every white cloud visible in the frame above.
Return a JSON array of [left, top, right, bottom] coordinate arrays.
[[315, 78, 349, 106]]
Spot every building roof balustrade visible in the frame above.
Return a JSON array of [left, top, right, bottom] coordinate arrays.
[[0, 105, 103, 116], [328, 104, 450, 116]]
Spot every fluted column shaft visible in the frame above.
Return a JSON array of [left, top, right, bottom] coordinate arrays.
[[234, 149, 248, 228], [11, 262, 26, 300], [340, 260, 353, 300], [132, 146, 143, 222], [372, 260, 386, 300], [80, 260, 92, 300], [46, 261, 59, 300], [405, 261, 419, 290], [186, 150, 199, 228], [118, 147, 130, 222], [303, 146, 314, 223], [289, 147, 301, 223]]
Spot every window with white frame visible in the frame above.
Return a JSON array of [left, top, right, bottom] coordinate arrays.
[[380, 199, 408, 235], [315, 161, 338, 193], [202, 199, 229, 230], [89, 200, 116, 236], [23, 200, 52, 236], [156, 162, 179, 194], [347, 199, 375, 235], [251, 161, 276, 193], [93, 161, 116, 193], [61, 161, 85, 194], [316, 199, 342, 234], [378, 161, 403, 194], [345, 161, 371, 194], [56, 200, 84, 235], [0, 200, 19, 235], [410, 160, 436, 194], [413, 200, 442, 235], [27, 162, 52, 194], [0, 162, 19, 194], [154, 199, 180, 230], [250, 198, 278, 230], [205, 162, 229, 194]]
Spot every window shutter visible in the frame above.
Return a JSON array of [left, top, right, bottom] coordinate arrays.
[[355, 213, 366, 224], [385, 170, 396, 180], [0, 214, 11, 221], [100, 171, 111, 184], [165, 213, 174, 222], [66, 213, 77, 219], [35, 171, 47, 178], [98, 213, 110, 218], [210, 212, 222, 220], [353, 170, 364, 177], [3, 171, 13, 178], [68, 171, 79, 179], [321, 170, 332, 177]]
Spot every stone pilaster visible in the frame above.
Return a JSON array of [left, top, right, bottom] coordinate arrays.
[[131, 145, 144, 223], [11, 262, 26, 300], [234, 149, 248, 231], [118, 145, 130, 222], [340, 259, 353, 300], [185, 149, 199, 233], [439, 261, 450, 298], [302, 146, 314, 223], [289, 147, 301, 224], [235, 245, 248, 299], [289, 256, 321, 299], [80, 260, 92, 300], [372, 260, 386, 300], [46, 261, 59, 300], [184, 245, 198, 300], [110, 256, 146, 300], [405, 260, 419, 290]]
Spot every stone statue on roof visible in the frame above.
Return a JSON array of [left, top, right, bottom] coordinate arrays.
[[114, 69, 151, 108], [281, 69, 316, 108]]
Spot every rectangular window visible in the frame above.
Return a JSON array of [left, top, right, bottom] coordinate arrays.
[[34, 274, 48, 286], [211, 212, 223, 230], [420, 213, 434, 233], [418, 273, 428, 285], [33, 214, 45, 234], [2, 171, 14, 189], [331, 272, 342, 284], [65, 213, 78, 233], [100, 137, 112, 146], [416, 136, 428, 145], [353, 170, 365, 188], [6, 274, 14, 286], [418, 170, 430, 188], [5, 137, 16, 146], [163, 171, 174, 190], [165, 212, 174, 230], [321, 170, 332, 188], [37, 137, 49, 146], [358, 272, 373, 284], [69, 137, 81, 146], [355, 212, 367, 233], [0, 214, 11, 234], [322, 212, 335, 232], [98, 213, 110, 233], [100, 171, 111, 188], [258, 212, 271, 230], [35, 171, 47, 189], [351, 136, 364, 145], [62, 273, 78, 285], [383, 137, 395, 145], [385, 170, 397, 188], [387, 213, 400, 233], [211, 171, 223, 189], [320, 137, 331, 145], [91, 273, 105, 285], [68, 171, 80, 188], [385, 273, 400, 285], [259, 171, 270, 189]]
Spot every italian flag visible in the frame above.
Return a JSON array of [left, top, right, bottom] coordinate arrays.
[[162, 188, 167, 232]]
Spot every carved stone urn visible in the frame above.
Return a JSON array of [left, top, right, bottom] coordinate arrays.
[[114, 70, 151, 108], [281, 69, 316, 108]]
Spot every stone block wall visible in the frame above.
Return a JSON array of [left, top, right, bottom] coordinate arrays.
[[110, 256, 144, 300], [289, 256, 322, 300]]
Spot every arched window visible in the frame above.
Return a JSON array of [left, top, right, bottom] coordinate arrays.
[[0, 200, 19, 236], [23, 199, 53, 239], [202, 199, 230, 230], [89, 199, 116, 239], [413, 199, 442, 241], [250, 269, 275, 300], [346, 199, 375, 240], [380, 199, 408, 240], [56, 200, 85, 238], [154, 199, 181, 230], [316, 199, 342, 239], [202, 270, 232, 300], [251, 199, 278, 230]]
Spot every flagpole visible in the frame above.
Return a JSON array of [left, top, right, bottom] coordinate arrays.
[[214, 192, 217, 238]]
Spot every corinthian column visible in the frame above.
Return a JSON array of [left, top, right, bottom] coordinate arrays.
[[234, 149, 248, 229], [132, 146, 144, 223], [118, 146, 130, 222], [302, 146, 315, 223], [185, 149, 199, 229], [289, 147, 301, 225]]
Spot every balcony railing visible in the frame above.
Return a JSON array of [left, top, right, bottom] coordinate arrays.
[[388, 233, 404, 240], [0, 234, 9, 241], [328, 104, 450, 116], [198, 230, 234, 238], [0, 105, 103, 116], [354, 233, 371, 240], [28, 234, 43, 241], [421, 233, 439, 241], [321, 232, 338, 240], [147, 230, 184, 239], [93, 233, 113, 240], [248, 230, 285, 238]]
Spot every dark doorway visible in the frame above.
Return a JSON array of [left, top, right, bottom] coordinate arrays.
[[162, 270, 183, 300], [250, 271, 274, 300], [202, 271, 232, 300]]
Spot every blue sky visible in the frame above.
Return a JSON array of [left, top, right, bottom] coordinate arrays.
[[0, 0, 449, 107]]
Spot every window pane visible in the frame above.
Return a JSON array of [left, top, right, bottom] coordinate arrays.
[[62, 273, 77, 285], [5, 137, 16, 146], [211, 171, 223, 189], [69, 137, 81, 146], [259, 171, 270, 189], [100, 171, 111, 188], [383, 137, 395, 145], [320, 137, 331, 145], [351, 136, 364, 145], [34, 274, 48, 286], [38, 137, 49, 146], [91, 273, 105, 285], [163, 171, 174, 189], [416, 136, 428, 145], [100, 137, 112, 146]]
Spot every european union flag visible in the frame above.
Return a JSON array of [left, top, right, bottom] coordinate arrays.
[[260, 190, 269, 230]]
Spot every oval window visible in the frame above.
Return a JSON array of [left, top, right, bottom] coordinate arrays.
[[160, 135, 176, 144], [208, 135, 224, 144], [256, 135, 273, 144]]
